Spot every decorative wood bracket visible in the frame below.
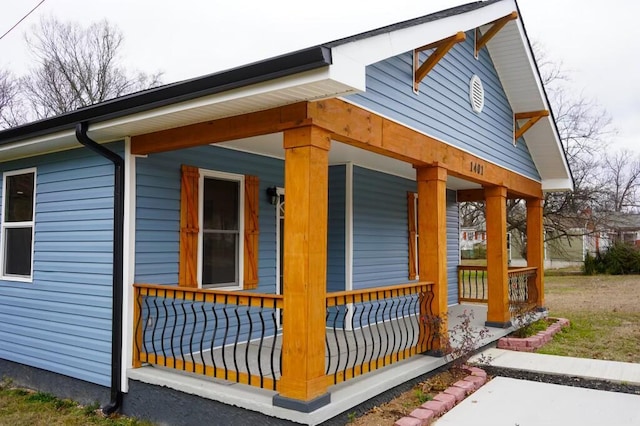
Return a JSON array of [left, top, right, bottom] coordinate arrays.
[[475, 11, 518, 57], [514, 110, 549, 141], [413, 32, 466, 92]]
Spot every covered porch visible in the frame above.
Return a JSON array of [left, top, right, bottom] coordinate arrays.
[[128, 97, 546, 412]]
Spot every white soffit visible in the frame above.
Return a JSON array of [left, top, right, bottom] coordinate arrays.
[[0, 68, 359, 162], [486, 17, 572, 191]]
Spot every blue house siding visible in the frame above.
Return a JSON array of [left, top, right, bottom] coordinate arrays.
[[0, 144, 121, 387], [352, 166, 416, 289], [446, 190, 459, 305], [346, 31, 540, 181], [327, 165, 346, 292], [135, 145, 283, 294]]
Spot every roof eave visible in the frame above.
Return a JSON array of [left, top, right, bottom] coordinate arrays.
[[0, 46, 332, 146]]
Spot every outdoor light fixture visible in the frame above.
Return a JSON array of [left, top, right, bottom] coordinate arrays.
[[266, 186, 278, 206]]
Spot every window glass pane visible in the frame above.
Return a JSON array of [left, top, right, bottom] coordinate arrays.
[[202, 233, 237, 285], [4, 227, 32, 276], [5, 173, 34, 222], [203, 178, 239, 231]]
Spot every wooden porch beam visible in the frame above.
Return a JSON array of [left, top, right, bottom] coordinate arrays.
[[417, 166, 448, 351], [277, 126, 331, 406], [514, 109, 549, 141], [526, 198, 545, 309], [307, 98, 543, 199], [475, 11, 518, 55], [457, 189, 485, 202], [130, 102, 310, 155], [485, 185, 511, 328], [414, 32, 466, 92]]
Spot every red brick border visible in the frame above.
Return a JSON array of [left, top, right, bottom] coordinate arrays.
[[497, 317, 570, 352], [394, 367, 487, 426]]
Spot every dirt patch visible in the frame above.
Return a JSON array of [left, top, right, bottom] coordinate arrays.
[[349, 368, 469, 426], [545, 275, 640, 313]]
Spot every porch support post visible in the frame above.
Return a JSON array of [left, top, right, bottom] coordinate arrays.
[[416, 166, 448, 351], [526, 197, 545, 309], [274, 125, 331, 412], [485, 185, 511, 328]]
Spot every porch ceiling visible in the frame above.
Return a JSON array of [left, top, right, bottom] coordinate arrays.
[[219, 134, 481, 191]]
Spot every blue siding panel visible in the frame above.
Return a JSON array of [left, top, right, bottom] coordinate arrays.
[[327, 165, 346, 292], [446, 190, 459, 305], [0, 144, 122, 387], [135, 145, 284, 293], [352, 167, 416, 289], [346, 31, 540, 181]]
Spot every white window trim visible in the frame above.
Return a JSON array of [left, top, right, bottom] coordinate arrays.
[[0, 167, 37, 283], [197, 169, 244, 290], [412, 192, 419, 280]]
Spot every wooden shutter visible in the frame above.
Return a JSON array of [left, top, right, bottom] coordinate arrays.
[[408, 191, 417, 280], [243, 175, 260, 289], [179, 165, 200, 287]]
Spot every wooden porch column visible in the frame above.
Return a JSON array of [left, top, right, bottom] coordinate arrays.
[[526, 197, 545, 309], [416, 166, 448, 349], [485, 186, 511, 327], [275, 126, 331, 411]]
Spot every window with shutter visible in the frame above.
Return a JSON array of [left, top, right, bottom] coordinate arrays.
[[179, 165, 259, 290], [179, 165, 199, 287]]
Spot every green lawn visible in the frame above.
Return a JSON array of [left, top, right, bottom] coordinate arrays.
[[0, 380, 152, 426], [537, 274, 640, 363]]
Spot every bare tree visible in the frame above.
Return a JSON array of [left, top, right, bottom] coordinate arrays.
[[601, 150, 640, 213], [20, 17, 162, 120], [0, 69, 24, 127]]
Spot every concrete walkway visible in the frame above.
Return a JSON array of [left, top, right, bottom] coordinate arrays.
[[473, 348, 640, 385], [434, 349, 640, 425], [435, 377, 640, 426]]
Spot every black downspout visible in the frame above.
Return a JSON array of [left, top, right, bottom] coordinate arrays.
[[75, 122, 124, 414]]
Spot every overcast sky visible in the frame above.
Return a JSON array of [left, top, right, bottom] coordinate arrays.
[[0, 0, 638, 152]]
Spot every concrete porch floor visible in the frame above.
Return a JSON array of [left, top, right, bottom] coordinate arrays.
[[128, 303, 520, 425]]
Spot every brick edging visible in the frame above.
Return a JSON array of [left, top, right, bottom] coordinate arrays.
[[497, 317, 570, 352], [393, 367, 487, 426]]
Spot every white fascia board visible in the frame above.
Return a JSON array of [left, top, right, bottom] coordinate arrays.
[[331, 0, 516, 68], [542, 178, 574, 192]]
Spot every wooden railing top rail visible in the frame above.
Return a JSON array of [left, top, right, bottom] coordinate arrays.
[[326, 281, 432, 307], [459, 266, 538, 273], [458, 265, 487, 271], [134, 283, 283, 308], [507, 266, 538, 274]]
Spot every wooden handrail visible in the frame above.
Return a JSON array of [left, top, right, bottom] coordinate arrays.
[[458, 265, 487, 271], [134, 283, 283, 308], [507, 267, 537, 274], [326, 281, 433, 306]]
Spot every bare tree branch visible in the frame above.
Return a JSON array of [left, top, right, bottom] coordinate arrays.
[[19, 17, 163, 120]]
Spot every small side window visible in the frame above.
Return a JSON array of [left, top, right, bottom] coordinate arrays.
[[1, 169, 36, 281]]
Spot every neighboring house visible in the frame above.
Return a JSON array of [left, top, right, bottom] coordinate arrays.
[[0, 1, 572, 424], [601, 212, 640, 246], [460, 227, 487, 258]]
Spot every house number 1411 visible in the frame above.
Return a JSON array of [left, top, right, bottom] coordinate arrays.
[[470, 162, 484, 175]]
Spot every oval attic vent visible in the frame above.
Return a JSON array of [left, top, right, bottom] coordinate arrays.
[[469, 74, 484, 113]]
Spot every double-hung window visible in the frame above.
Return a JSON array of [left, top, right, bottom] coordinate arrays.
[[1, 168, 36, 281], [199, 170, 244, 289]]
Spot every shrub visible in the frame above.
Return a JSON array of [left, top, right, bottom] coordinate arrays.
[[583, 252, 597, 275], [584, 243, 640, 275]]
